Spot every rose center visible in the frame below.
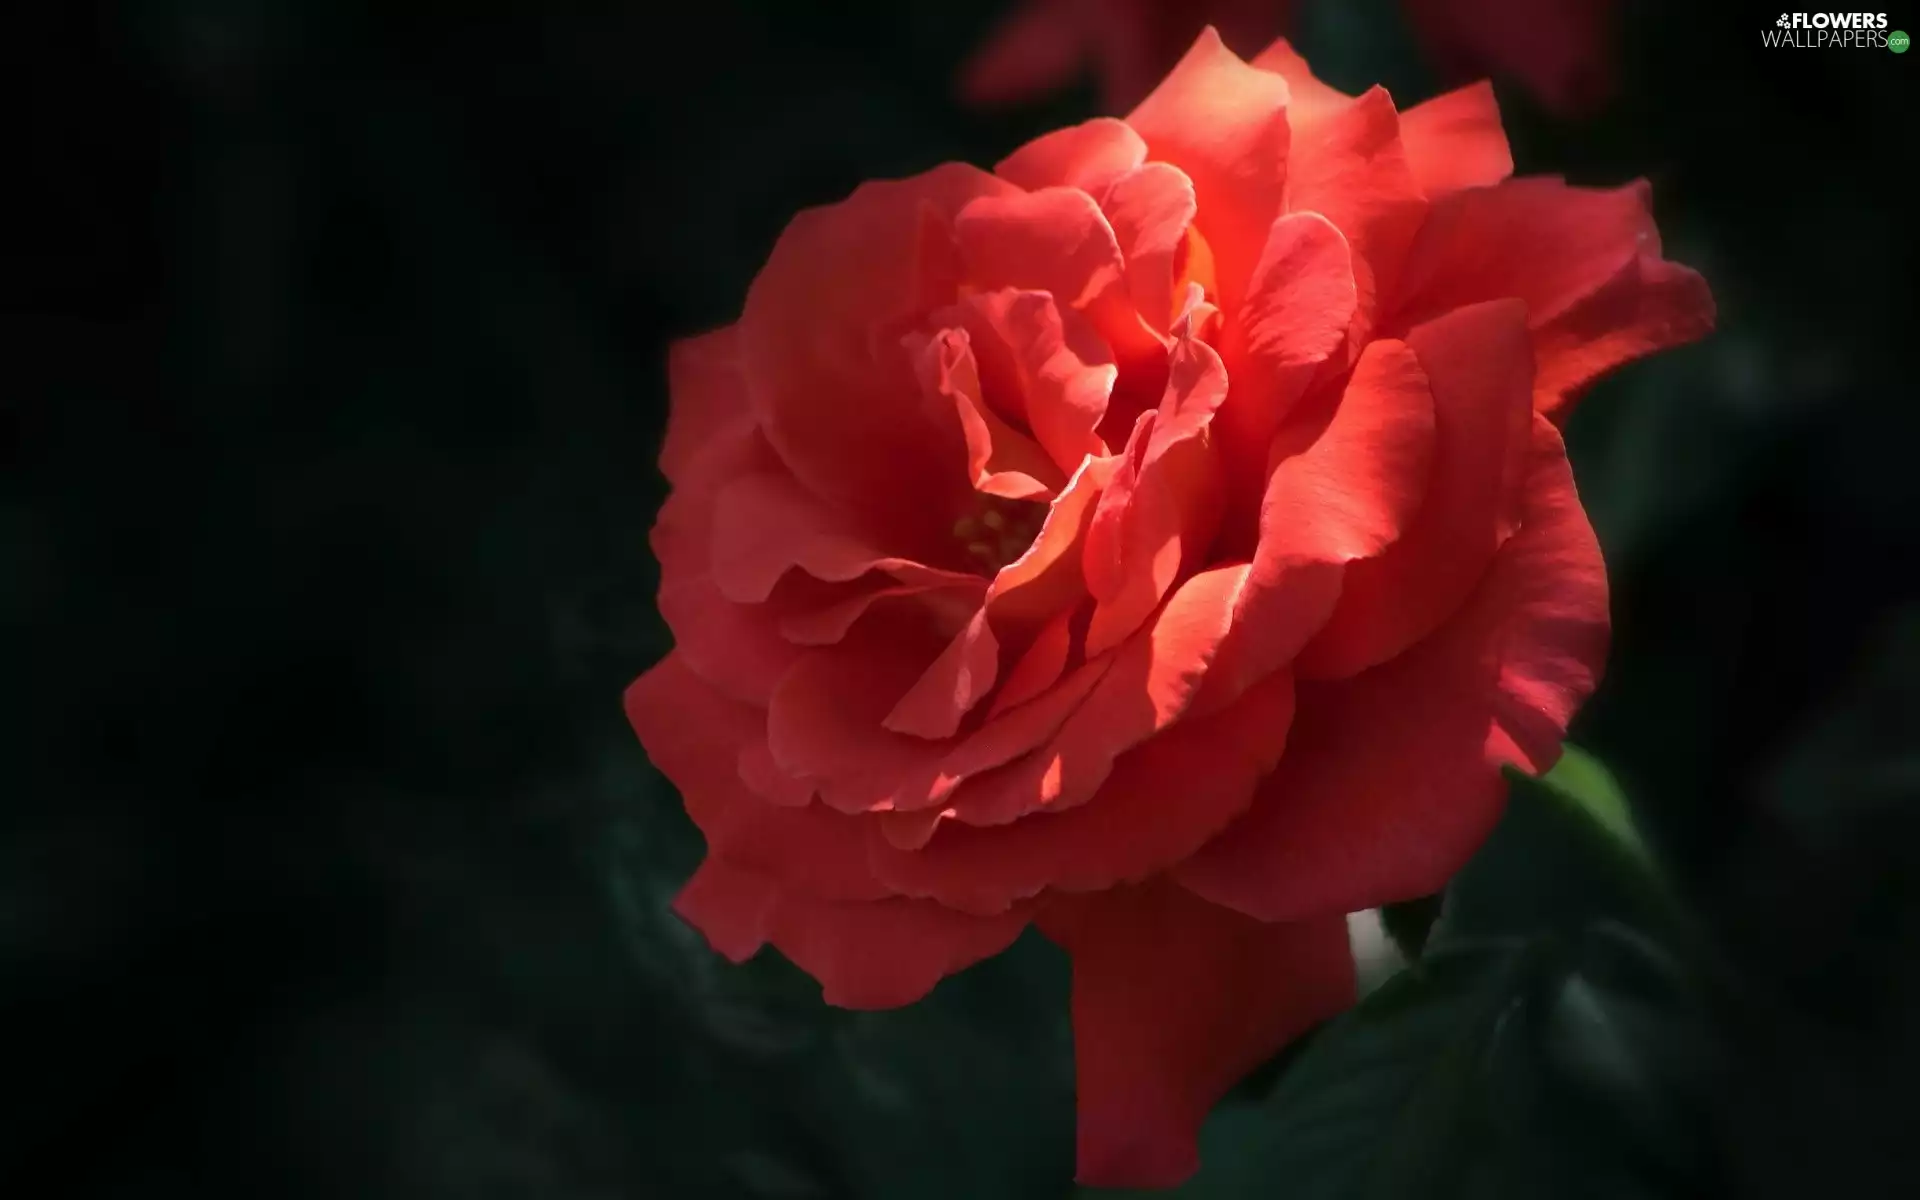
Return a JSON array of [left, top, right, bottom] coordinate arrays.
[[952, 498, 1046, 574]]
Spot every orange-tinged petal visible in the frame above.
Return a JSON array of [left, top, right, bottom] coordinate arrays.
[[1040, 882, 1355, 1189], [984, 452, 1116, 632], [1248, 37, 1349, 124], [1099, 161, 1198, 336], [1127, 28, 1292, 314], [1398, 81, 1513, 198], [673, 857, 1031, 1010], [1297, 299, 1535, 680]]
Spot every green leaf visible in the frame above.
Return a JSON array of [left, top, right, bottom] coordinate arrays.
[[1215, 929, 1719, 1200], [1436, 746, 1669, 946]]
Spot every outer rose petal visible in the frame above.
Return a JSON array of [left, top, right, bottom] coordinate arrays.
[[1386, 176, 1712, 418], [1178, 414, 1609, 921], [1297, 299, 1535, 680], [656, 572, 804, 705], [1530, 252, 1716, 423], [1126, 27, 1291, 313], [1398, 81, 1514, 198], [660, 327, 752, 486], [674, 858, 1031, 1010], [626, 655, 887, 902], [868, 669, 1295, 914], [741, 164, 1014, 521], [1040, 881, 1355, 1188], [1488, 417, 1611, 770]]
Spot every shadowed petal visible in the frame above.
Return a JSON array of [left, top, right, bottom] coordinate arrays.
[[1040, 882, 1355, 1188]]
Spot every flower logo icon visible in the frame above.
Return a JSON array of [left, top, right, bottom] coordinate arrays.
[[1777, 14, 1792, 26]]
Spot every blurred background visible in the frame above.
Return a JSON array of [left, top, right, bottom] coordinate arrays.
[[7, 0, 1918, 1196]]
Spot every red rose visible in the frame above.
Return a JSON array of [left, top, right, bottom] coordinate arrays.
[[960, 0, 1617, 117], [628, 31, 1711, 1189]]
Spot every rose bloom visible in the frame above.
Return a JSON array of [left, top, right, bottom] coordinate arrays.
[[960, 0, 1616, 116], [627, 31, 1711, 1189]]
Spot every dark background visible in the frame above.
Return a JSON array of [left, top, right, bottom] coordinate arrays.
[[7, 1, 1918, 1196]]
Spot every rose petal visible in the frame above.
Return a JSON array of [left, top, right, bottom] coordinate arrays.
[[1197, 337, 1436, 711], [708, 469, 968, 603], [1398, 81, 1514, 198], [657, 573, 804, 705], [1283, 85, 1426, 341], [674, 858, 1031, 1010], [1531, 251, 1716, 423], [1297, 298, 1535, 680], [986, 606, 1075, 717], [884, 607, 1001, 739], [1084, 333, 1229, 655], [627, 655, 886, 902], [742, 164, 1015, 519], [1127, 28, 1292, 314], [996, 116, 1149, 195], [1099, 161, 1198, 335], [1039, 882, 1355, 1189], [1178, 415, 1609, 920], [1248, 38, 1350, 125], [1489, 416, 1610, 770], [955, 187, 1160, 359], [777, 577, 986, 647], [661, 326, 753, 486], [1216, 211, 1359, 518], [869, 668, 1295, 914], [910, 327, 1063, 500], [947, 290, 1116, 476], [946, 563, 1249, 827]]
